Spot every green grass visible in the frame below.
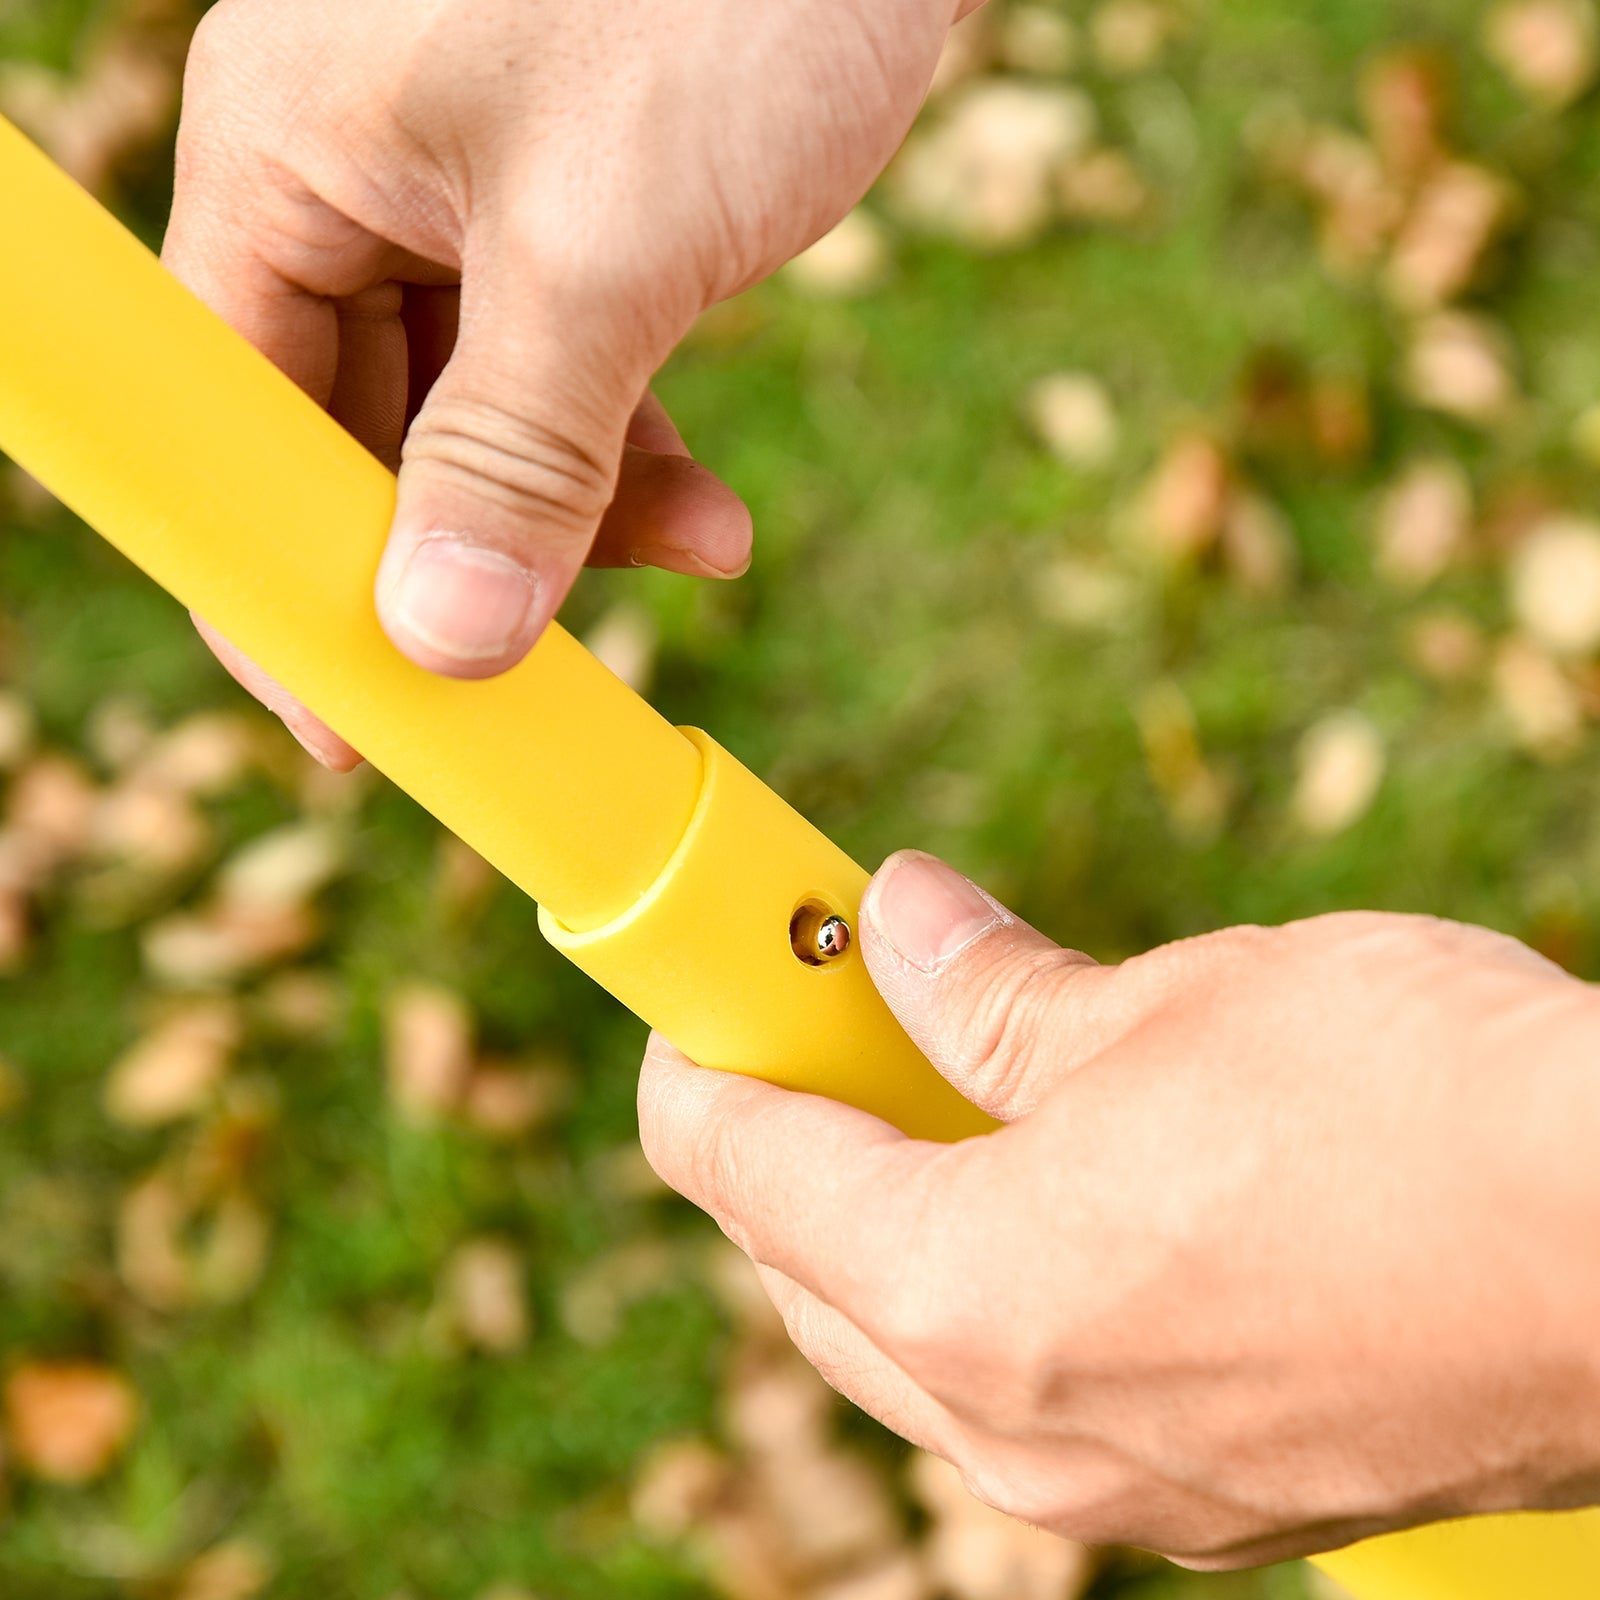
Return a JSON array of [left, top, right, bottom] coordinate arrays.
[[3, 0, 1600, 1594]]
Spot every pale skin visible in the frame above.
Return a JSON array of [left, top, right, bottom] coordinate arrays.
[[165, 0, 1600, 1568]]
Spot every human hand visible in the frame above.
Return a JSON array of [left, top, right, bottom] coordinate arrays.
[[639, 849, 1600, 1568], [164, 0, 978, 766]]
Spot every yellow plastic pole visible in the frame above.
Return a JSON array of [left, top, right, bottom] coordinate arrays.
[[2, 118, 1598, 1592]]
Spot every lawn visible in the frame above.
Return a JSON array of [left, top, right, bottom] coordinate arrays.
[[2, 1, 1599, 1597]]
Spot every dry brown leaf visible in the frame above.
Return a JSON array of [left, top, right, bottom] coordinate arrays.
[[92, 778, 212, 875], [756, 1445, 902, 1581], [434, 835, 503, 920], [0, 1053, 26, 1116], [384, 982, 474, 1122], [85, 695, 157, 772], [6, 754, 99, 866], [784, 210, 892, 300], [462, 1061, 567, 1139], [1509, 516, 1600, 656], [1220, 492, 1296, 597], [4, 1362, 139, 1484], [1292, 712, 1386, 836], [1386, 163, 1515, 310], [1406, 611, 1487, 682], [910, 1453, 1094, 1600], [1493, 636, 1585, 757], [809, 1553, 930, 1600], [1056, 146, 1151, 222], [143, 902, 320, 987], [1403, 311, 1518, 425], [1137, 682, 1232, 844], [1374, 459, 1473, 589], [117, 1169, 272, 1311], [136, 711, 259, 797], [253, 968, 343, 1040], [998, 7, 1078, 75], [725, 1353, 836, 1463], [0, 690, 37, 771], [1091, 0, 1178, 74], [0, 891, 29, 973], [1484, 0, 1599, 108], [632, 1438, 733, 1540], [1140, 433, 1232, 559], [1025, 373, 1120, 469], [560, 1240, 676, 1346], [217, 821, 346, 913], [583, 602, 661, 695], [170, 1541, 275, 1600], [1296, 129, 1402, 274], [442, 1237, 531, 1354], [1361, 48, 1450, 183], [893, 82, 1096, 248], [1035, 557, 1137, 632], [103, 999, 240, 1128]]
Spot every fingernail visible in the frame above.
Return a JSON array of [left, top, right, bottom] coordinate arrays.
[[640, 545, 752, 580], [872, 851, 1006, 973], [389, 536, 539, 664]]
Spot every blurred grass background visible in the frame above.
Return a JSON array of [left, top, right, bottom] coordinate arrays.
[[3, 0, 1600, 1597]]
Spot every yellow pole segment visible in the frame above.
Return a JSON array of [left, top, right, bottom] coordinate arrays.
[[2, 117, 1598, 1589]]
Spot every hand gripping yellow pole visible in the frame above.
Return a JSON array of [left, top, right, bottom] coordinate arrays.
[[2, 119, 1598, 1597]]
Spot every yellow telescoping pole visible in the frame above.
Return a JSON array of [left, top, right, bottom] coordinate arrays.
[[3, 119, 1599, 1596]]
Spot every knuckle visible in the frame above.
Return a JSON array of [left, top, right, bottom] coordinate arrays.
[[943, 947, 1081, 1101], [406, 395, 616, 539]]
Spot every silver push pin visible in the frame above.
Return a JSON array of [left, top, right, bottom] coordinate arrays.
[[790, 903, 852, 966]]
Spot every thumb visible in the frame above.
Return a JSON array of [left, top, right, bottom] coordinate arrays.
[[376, 273, 655, 678], [860, 850, 1145, 1121]]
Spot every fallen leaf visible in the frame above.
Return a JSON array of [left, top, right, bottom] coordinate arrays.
[[583, 602, 660, 696], [632, 1438, 733, 1539], [103, 999, 241, 1128], [4, 1362, 139, 1484], [253, 968, 343, 1040], [784, 210, 892, 299], [1056, 147, 1151, 222], [1292, 711, 1387, 836], [1403, 311, 1518, 425], [998, 7, 1078, 75], [142, 903, 320, 987], [1025, 373, 1120, 468], [0, 690, 37, 771], [442, 1237, 531, 1354], [384, 982, 474, 1123], [1484, 0, 1599, 108], [1221, 492, 1296, 597], [910, 1453, 1095, 1600], [463, 1060, 568, 1139], [1361, 48, 1451, 183], [893, 82, 1096, 248], [92, 778, 211, 875], [1385, 163, 1515, 310], [171, 1541, 274, 1600], [1493, 637, 1585, 757], [1374, 458, 1473, 589], [1509, 516, 1600, 655], [216, 821, 346, 913], [1137, 682, 1232, 844], [1407, 611, 1487, 682], [560, 1240, 676, 1346], [1141, 433, 1232, 559], [6, 754, 99, 867], [1091, 0, 1178, 74], [809, 1553, 931, 1600], [136, 711, 259, 797]]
